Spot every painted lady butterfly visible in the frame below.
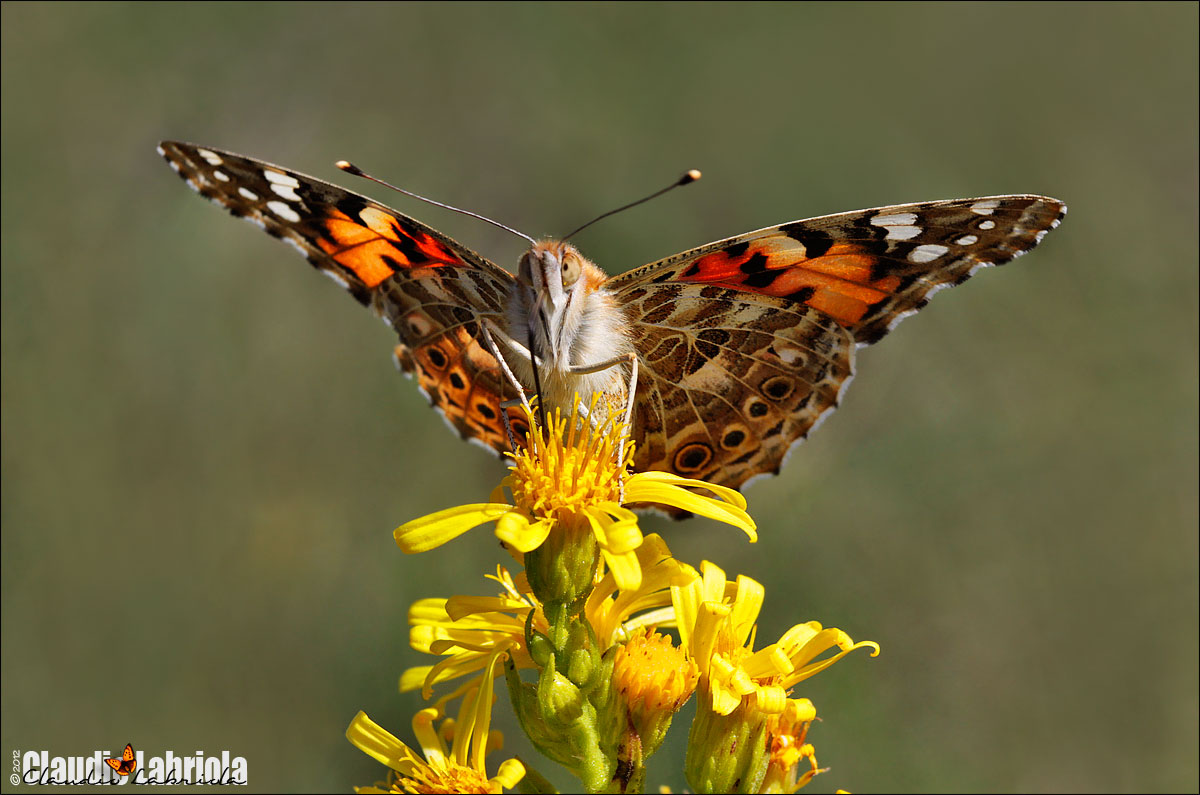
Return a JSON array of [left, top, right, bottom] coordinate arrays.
[[158, 142, 1064, 494]]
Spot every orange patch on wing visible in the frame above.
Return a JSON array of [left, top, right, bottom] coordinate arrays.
[[317, 207, 464, 289], [687, 246, 765, 279], [797, 243, 890, 284], [681, 242, 905, 326], [317, 209, 399, 287], [411, 230, 462, 265], [359, 207, 463, 266]]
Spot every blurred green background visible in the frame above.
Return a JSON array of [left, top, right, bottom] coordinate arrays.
[[2, 3, 1196, 793]]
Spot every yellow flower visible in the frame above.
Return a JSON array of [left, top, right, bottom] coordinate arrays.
[[394, 395, 756, 593], [347, 685, 524, 794], [673, 561, 879, 717], [611, 626, 699, 760], [400, 566, 530, 704], [673, 561, 877, 793], [401, 535, 695, 702]]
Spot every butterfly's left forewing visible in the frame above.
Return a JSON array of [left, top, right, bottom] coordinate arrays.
[[158, 142, 526, 453], [611, 196, 1065, 490]]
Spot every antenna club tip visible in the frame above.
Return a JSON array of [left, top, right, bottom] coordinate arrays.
[[335, 160, 362, 175], [680, 169, 702, 185]]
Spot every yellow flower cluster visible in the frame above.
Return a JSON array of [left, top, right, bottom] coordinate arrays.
[[349, 396, 878, 794]]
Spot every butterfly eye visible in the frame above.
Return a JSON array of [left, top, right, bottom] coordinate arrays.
[[561, 251, 583, 287]]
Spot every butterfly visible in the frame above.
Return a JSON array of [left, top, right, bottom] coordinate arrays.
[[105, 743, 137, 776], [158, 141, 1065, 495]]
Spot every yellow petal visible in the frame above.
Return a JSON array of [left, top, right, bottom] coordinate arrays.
[[710, 680, 742, 716], [700, 561, 729, 603], [754, 684, 788, 714], [395, 504, 513, 553], [787, 639, 880, 685], [493, 758, 527, 790], [623, 481, 747, 531], [692, 601, 732, 676], [409, 624, 441, 654], [728, 665, 756, 696], [601, 547, 643, 592], [744, 643, 795, 679], [591, 503, 643, 554], [494, 512, 554, 553], [630, 470, 748, 509], [445, 595, 530, 622], [411, 707, 448, 769], [729, 574, 765, 646], [399, 666, 432, 694], [786, 697, 817, 723], [346, 711, 421, 773], [408, 598, 451, 625]]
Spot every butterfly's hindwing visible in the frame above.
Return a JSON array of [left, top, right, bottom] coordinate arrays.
[[380, 274, 526, 452], [621, 284, 854, 488]]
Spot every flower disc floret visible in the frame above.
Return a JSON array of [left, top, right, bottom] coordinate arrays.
[[394, 395, 756, 593]]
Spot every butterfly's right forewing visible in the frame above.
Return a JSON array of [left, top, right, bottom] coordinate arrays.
[[612, 196, 1065, 491]]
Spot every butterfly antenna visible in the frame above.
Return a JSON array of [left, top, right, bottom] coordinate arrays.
[[336, 160, 536, 245], [561, 169, 701, 241]]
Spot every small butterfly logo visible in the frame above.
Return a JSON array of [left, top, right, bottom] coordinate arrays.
[[104, 743, 137, 776]]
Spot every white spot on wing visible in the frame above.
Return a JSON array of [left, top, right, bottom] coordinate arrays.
[[197, 148, 223, 165], [885, 225, 922, 240], [923, 282, 952, 301], [213, 170, 230, 182], [979, 219, 996, 230], [870, 213, 922, 240], [266, 200, 301, 223], [238, 187, 259, 201], [955, 234, 978, 246], [270, 182, 301, 202], [971, 199, 1000, 215], [321, 268, 350, 289], [774, 344, 804, 365], [264, 170, 301, 188], [281, 235, 309, 257], [870, 212, 918, 226], [909, 244, 948, 264]]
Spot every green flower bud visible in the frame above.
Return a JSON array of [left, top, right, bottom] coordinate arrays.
[[686, 687, 771, 794]]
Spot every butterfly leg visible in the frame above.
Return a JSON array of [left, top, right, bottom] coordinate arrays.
[[480, 323, 536, 454], [481, 322, 534, 416]]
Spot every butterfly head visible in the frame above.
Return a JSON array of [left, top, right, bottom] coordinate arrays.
[[517, 240, 608, 366]]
